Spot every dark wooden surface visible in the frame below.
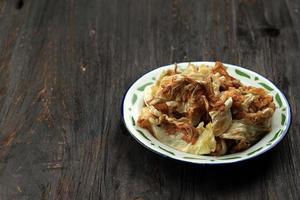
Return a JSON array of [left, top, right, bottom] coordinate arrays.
[[0, 0, 299, 199]]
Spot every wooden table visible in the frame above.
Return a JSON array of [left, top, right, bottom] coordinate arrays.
[[0, 0, 299, 199]]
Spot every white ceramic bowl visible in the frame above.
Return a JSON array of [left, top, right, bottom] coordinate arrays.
[[122, 62, 291, 164]]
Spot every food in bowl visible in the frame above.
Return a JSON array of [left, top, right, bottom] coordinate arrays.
[[137, 62, 276, 156]]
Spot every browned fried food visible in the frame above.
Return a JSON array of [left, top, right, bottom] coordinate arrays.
[[137, 62, 276, 155], [212, 61, 241, 90]]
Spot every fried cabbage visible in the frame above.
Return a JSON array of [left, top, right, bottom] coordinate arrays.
[[138, 62, 276, 155]]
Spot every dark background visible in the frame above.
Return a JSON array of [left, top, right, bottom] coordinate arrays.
[[0, 0, 299, 199]]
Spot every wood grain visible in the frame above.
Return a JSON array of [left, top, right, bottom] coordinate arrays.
[[0, 0, 299, 199]]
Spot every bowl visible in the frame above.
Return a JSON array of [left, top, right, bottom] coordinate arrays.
[[122, 62, 291, 164]]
